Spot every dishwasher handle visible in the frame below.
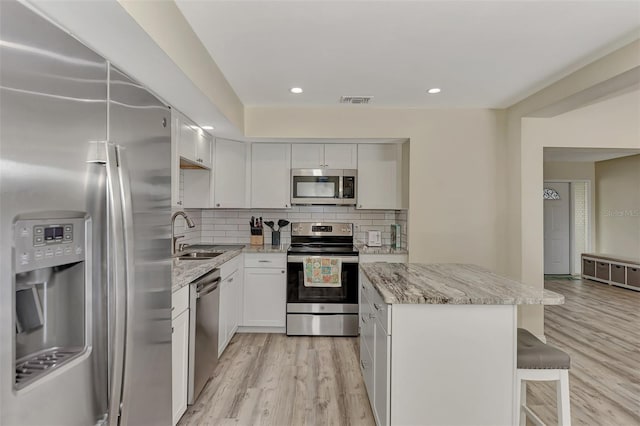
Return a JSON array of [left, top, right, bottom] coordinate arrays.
[[196, 278, 221, 298]]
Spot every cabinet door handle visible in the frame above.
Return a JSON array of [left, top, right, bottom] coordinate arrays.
[[228, 277, 234, 282], [281, 270, 285, 274], [171, 326, 174, 334], [216, 203, 221, 207], [361, 314, 367, 324], [373, 303, 382, 311], [259, 260, 272, 263], [177, 201, 183, 205]]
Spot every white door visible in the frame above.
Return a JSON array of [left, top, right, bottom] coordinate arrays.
[[544, 182, 571, 274], [324, 144, 357, 169], [291, 143, 324, 168], [171, 310, 189, 425], [251, 143, 291, 208], [214, 139, 247, 208], [357, 144, 400, 210], [243, 268, 286, 327]]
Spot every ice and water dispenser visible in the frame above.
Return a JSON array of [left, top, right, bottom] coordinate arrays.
[[13, 213, 88, 389]]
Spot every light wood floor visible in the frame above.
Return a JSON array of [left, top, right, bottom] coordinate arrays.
[[180, 278, 639, 426], [526, 278, 640, 426], [179, 334, 375, 426]]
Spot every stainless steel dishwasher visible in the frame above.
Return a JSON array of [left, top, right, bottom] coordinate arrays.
[[187, 268, 221, 404]]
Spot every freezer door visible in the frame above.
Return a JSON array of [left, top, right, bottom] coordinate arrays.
[[0, 2, 109, 425], [108, 67, 172, 425]]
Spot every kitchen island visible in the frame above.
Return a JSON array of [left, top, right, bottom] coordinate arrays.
[[358, 263, 564, 426]]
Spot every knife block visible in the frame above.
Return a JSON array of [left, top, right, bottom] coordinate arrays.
[[250, 234, 264, 246]]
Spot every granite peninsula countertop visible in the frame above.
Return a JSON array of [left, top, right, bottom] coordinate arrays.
[[360, 263, 564, 305], [172, 244, 289, 292], [355, 242, 408, 255]]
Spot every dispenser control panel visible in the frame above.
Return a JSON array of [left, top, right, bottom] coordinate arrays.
[[14, 216, 86, 273]]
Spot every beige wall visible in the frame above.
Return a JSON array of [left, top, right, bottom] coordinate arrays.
[[118, 0, 244, 130], [506, 40, 640, 336], [595, 154, 640, 257], [245, 107, 507, 272]]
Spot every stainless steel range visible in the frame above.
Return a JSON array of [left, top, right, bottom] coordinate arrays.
[[286, 222, 359, 336]]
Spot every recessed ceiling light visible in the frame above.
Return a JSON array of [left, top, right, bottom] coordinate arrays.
[[427, 88, 441, 94], [201, 125, 214, 130], [290, 87, 303, 94]]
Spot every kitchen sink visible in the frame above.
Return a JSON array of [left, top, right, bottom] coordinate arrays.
[[176, 252, 223, 260]]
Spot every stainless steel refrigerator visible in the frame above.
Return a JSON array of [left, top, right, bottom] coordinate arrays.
[[0, 2, 172, 425]]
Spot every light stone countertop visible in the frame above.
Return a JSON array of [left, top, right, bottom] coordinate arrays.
[[360, 263, 565, 305], [172, 244, 289, 292], [355, 242, 409, 255]]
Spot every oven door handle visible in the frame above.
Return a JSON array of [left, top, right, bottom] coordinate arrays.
[[287, 255, 359, 263]]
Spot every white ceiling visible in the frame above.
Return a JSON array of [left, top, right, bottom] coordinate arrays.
[[544, 148, 640, 162], [176, 0, 640, 109]]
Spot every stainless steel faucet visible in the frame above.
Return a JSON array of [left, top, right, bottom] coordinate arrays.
[[171, 211, 196, 255]]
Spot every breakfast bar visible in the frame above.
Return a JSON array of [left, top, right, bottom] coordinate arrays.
[[359, 263, 564, 426]]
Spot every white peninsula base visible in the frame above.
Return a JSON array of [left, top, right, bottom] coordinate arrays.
[[361, 277, 516, 426], [359, 263, 563, 426], [391, 304, 516, 425]]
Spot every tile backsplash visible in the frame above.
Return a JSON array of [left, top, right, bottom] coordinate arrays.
[[173, 205, 408, 249]]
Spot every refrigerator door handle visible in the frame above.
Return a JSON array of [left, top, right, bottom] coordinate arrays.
[[114, 144, 136, 425], [105, 142, 127, 426]]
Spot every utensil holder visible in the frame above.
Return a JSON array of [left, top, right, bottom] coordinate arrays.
[[271, 231, 280, 247]]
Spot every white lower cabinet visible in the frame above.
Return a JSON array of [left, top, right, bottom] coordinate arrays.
[[243, 254, 287, 328], [219, 256, 243, 356], [171, 285, 190, 425], [359, 279, 391, 426]]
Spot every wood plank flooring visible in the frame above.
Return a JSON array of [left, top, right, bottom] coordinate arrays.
[[526, 278, 640, 426], [179, 334, 375, 426], [180, 278, 639, 426]]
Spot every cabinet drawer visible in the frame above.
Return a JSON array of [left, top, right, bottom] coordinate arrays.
[[627, 266, 640, 288], [582, 258, 595, 277], [244, 253, 286, 269], [172, 285, 189, 319], [595, 262, 610, 280], [610, 263, 626, 284], [362, 279, 390, 335], [220, 255, 241, 280]]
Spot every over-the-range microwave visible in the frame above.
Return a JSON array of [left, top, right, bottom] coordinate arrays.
[[291, 169, 357, 205]]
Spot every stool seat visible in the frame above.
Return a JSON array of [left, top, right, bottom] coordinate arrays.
[[517, 328, 570, 369], [516, 328, 572, 425]]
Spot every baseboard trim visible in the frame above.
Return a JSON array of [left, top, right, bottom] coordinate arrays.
[[237, 326, 286, 334]]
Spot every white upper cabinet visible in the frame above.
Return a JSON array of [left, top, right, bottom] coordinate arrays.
[[251, 143, 291, 209], [291, 143, 357, 169], [171, 109, 213, 208], [214, 138, 248, 208], [176, 111, 212, 169], [291, 143, 324, 168], [324, 144, 358, 169], [357, 143, 408, 210]]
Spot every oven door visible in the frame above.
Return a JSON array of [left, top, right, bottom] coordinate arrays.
[[286, 255, 359, 310]]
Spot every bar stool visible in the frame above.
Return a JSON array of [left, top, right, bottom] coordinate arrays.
[[515, 328, 571, 426]]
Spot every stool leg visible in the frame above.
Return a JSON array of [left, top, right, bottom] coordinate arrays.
[[557, 370, 571, 426], [520, 379, 527, 426]]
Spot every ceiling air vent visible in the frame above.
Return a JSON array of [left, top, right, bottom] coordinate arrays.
[[339, 96, 373, 104]]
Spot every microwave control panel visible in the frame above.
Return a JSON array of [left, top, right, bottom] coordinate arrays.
[[14, 216, 86, 273]]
